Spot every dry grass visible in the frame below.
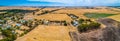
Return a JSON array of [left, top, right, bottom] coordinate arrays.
[[54, 8, 120, 19], [15, 7, 120, 41], [108, 14, 120, 22], [34, 14, 72, 22], [42, 8, 61, 11], [16, 25, 71, 41]]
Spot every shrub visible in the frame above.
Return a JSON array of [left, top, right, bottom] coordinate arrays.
[[24, 30, 29, 34], [86, 19, 92, 22], [19, 33, 25, 37], [78, 19, 84, 23], [77, 24, 89, 32], [63, 21, 67, 26], [89, 22, 101, 29]]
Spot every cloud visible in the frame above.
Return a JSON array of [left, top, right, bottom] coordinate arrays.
[[28, 0, 76, 4], [28, 0, 120, 6]]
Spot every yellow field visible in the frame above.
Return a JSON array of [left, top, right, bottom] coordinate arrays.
[[15, 25, 71, 41], [108, 14, 120, 22], [34, 14, 72, 22], [53, 8, 120, 19]]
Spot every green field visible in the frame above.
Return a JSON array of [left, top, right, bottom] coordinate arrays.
[[84, 13, 117, 19]]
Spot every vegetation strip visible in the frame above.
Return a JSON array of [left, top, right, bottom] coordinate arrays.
[[84, 12, 117, 19]]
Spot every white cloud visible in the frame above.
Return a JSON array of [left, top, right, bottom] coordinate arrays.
[[28, 0, 76, 4], [28, 0, 120, 6]]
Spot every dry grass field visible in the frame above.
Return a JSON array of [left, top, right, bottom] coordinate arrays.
[[15, 25, 71, 41], [108, 14, 120, 22], [53, 8, 120, 19], [34, 14, 72, 22], [15, 7, 120, 41]]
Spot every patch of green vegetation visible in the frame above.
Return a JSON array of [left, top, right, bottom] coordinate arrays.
[[78, 22, 101, 32], [63, 21, 67, 26], [0, 26, 17, 41], [77, 19, 101, 32], [84, 12, 117, 19]]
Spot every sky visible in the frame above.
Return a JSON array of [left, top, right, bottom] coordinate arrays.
[[0, 0, 120, 6]]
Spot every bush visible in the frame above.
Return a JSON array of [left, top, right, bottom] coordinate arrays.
[[19, 33, 25, 37], [78, 19, 84, 23], [2, 30, 12, 37], [24, 30, 29, 34], [63, 21, 67, 26], [89, 22, 101, 29], [78, 24, 89, 32], [86, 19, 92, 22]]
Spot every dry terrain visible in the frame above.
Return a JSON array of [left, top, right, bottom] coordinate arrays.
[[17, 7, 120, 41], [108, 14, 120, 22], [0, 7, 120, 41], [16, 25, 72, 41]]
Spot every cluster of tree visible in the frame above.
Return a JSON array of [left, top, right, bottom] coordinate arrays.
[[0, 26, 17, 41], [20, 19, 40, 29], [0, 9, 28, 41], [15, 19, 42, 36], [0, 12, 24, 21], [19, 29, 29, 37], [77, 19, 101, 32], [6, 9, 35, 13]]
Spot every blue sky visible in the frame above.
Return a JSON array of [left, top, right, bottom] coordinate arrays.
[[0, 0, 120, 6]]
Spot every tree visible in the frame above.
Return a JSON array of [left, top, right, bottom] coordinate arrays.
[[79, 19, 84, 23], [41, 10, 49, 14], [63, 21, 67, 26], [77, 24, 89, 32], [89, 22, 101, 29]]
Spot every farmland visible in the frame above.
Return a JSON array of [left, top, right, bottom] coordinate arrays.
[[0, 6, 120, 41]]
